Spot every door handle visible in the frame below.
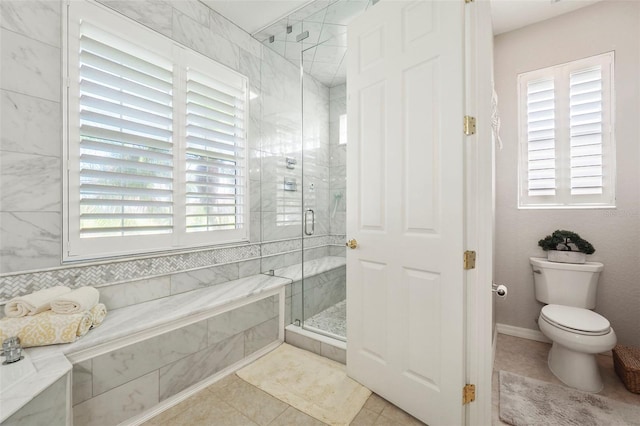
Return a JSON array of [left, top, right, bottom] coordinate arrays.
[[304, 209, 315, 236], [346, 239, 358, 249]]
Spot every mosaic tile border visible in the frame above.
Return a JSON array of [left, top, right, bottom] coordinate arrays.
[[0, 235, 346, 303], [0, 244, 260, 302]]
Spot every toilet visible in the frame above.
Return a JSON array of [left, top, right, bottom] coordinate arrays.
[[530, 257, 616, 393]]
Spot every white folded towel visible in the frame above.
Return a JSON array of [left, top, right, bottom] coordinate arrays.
[[50, 287, 100, 315], [90, 303, 107, 328], [4, 286, 72, 318]]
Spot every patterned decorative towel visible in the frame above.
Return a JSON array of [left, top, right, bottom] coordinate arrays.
[[4, 286, 71, 317], [50, 286, 99, 314], [90, 303, 107, 328], [0, 310, 93, 347]]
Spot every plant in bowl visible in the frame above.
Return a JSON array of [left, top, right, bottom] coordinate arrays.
[[538, 230, 595, 264]]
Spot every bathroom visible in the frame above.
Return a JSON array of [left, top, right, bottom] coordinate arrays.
[[0, 0, 639, 425]]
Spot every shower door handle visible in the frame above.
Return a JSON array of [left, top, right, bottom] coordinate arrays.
[[304, 209, 315, 236]]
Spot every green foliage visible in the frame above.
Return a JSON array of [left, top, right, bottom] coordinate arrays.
[[538, 230, 595, 255]]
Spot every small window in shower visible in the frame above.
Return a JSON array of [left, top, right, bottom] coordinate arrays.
[[339, 113, 348, 145]]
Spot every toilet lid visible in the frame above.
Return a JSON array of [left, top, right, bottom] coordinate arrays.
[[541, 304, 610, 335]]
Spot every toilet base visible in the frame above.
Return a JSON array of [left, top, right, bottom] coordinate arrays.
[[547, 342, 603, 393]]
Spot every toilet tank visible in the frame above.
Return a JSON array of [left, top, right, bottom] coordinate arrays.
[[530, 257, 604, 309]]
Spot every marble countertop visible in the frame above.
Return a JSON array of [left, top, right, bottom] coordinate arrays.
[[0, 346, 71, 422]]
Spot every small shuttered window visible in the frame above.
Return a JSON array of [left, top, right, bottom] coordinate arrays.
[[65, 1, 249, 261], [518, 52, 615, 208]]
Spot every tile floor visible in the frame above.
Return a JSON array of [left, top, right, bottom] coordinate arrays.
[[144, 333, 640, 425], [143, 371, 425, 425], [492, 333, 640, 425]]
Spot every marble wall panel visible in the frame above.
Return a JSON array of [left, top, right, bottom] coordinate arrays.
[[239, 48, 262, 90], [73, 371, 159, 426], [3, 374, 68, 426], [0, 90, 61, 157], [0, 152, 60, 212], [98, 0, 173, 38], [172, 9, 239, 69], [303, 246, 330, 261], [207, 295, 277, 345], [208, 9, 262, 59], [170, 263, 240, 295], [98, 277, 171, 310], [0, 29, 60, 102], [159, 333, 244, 400], [72, 360, 93, 406], [0, 212, 60, 273], [169, 0, 210, 27], [91, 321, 208, 395], [244, 316, 279, 356], [0, 0, 61, 47], [329, 245, 346, 257], [238, 259, 261, 278]]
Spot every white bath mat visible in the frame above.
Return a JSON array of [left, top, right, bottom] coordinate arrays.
[[236, 343, 371, 425], [499, 370, 640, 425]]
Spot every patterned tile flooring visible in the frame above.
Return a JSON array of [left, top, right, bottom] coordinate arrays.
[[304, 299, 346, 339]]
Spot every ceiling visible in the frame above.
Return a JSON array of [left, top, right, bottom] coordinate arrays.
[[201, 0, 603, 87]]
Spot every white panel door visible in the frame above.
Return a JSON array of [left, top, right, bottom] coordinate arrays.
[[346, 0, 466, 424]]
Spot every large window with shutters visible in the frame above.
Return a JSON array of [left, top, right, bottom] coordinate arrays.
[[64, 1, 248, 260], [518, 52, 615, 208]]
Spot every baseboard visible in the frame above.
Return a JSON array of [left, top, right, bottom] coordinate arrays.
[[122, 340, 282, 426], [496, 323, 551, 343], [492, 325, 498, 368]]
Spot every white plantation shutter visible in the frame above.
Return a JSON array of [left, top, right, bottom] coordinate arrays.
[[518, 52, 614, 208], [185, 68, 247, 234], [569, 67, 603, 195], [65, 2, 249, 260], [526, 78, 556, 196], [78, 25, 174, 238]]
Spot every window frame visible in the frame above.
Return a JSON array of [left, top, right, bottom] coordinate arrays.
[[517, 52, 616, 209], [63, 0, 250, 262]]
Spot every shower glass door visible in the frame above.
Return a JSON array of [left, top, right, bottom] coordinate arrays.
[[300, 34, 347, 341]]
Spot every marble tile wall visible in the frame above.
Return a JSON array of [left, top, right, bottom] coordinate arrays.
[[72, 295, 279, 425], [1, 0, 345, 316], [0, 0, 270, 274], [2, 374, 68, 426], [286, 265, 346, 325]]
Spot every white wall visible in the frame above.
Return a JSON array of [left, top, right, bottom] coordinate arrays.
[[494, 0, 640, 346]]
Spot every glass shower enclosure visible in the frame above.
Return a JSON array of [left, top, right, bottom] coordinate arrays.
[[255, 0, 368, 344]]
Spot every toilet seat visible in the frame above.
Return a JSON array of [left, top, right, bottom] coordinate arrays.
[[541, 304, 610, 336]]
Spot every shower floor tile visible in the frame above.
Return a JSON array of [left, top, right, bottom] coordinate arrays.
[[304, 299, 346, 339]]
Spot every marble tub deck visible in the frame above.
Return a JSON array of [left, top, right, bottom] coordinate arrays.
[[0, 273, 291, 423]]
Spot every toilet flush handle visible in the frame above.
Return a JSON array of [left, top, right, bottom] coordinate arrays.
[[533, 269, 542, 274]]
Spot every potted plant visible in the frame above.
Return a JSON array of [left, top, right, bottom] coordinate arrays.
[[538, 230, 595, 264]]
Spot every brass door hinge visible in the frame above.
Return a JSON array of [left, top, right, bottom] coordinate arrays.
[[463, 251, 476, 270], [465, 0, 474, 3], [463, 384, 476, 404], [464, 115, 476, 135]]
